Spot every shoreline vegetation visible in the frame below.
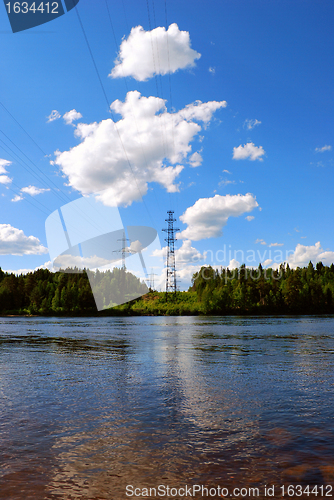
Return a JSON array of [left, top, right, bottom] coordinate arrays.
[[0, 262, 334, 317]]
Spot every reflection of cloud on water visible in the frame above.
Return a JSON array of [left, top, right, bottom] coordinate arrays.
[[146, 318, 261, 443], [2, 316, 331, 499], [44, 318, 265, 498]]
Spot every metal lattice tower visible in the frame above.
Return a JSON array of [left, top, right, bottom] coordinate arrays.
[[162, 210, 179, 299], [146, 269, 157, 291], [113, 233, 130, 270]]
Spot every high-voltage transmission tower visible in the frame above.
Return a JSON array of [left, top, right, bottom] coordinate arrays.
[[113, 234, 131, 270], [162, 210, 179, 299]]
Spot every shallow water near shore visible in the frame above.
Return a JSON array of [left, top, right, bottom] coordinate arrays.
[[0, 315, 334, 499]]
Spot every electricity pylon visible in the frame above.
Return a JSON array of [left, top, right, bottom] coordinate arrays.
[[162, 210, 179, 300]]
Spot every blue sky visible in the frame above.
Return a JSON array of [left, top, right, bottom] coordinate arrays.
[[1, 0, 334, 289]]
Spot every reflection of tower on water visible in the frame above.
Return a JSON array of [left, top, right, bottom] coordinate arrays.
[[162, 210, 179, 300]]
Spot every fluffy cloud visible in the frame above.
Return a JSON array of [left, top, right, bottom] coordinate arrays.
[[11, 195, 23, 202], [245, 215, 254, 221], [53, 254, 109, 270], [177, 263, 206, 290], [0, 159, 11, 171], [0, 175, 12, 185], [110, 23, 201, 81], [244, 119, 261, 130], [178, 100, 226, 122], [53, 91, 226, 207], [21, 186, 50, 196], [47, 110, 61, 122], [287, 241, 334, 268], [227, 259, 240, 269], [176, 239, 204, 263], [153, 239, 204, 265], [178, 193, 258, 241], [189, 151, 202, 167], [315, 145, 332, 153], [5, 261, 54, 275], [63, 109, 83, 125], [233, 142, 265, 161], [255, 238, 266, 245], [0, 159, 12, 185], [269, 242, 284, 247], [0, 224, 48, 255], [3, 268, 36, 275]]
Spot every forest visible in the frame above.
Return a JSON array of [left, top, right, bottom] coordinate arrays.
[[0, 262, 334, 316]]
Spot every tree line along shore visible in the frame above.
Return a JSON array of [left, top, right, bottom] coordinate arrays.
[[0, 262, 334, 316]]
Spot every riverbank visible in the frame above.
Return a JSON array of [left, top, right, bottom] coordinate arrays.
[[1, 263, 334, 316]]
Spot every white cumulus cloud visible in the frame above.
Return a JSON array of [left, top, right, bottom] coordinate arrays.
[[245, 215, 254, 221], [0, 224, 48, 255], [63, 109, 83, 125], [189, 151, 202, 167], [233, 142, 265, 161], [0, 159, 12, 185], [178, 99, 227, 122], [287, 241, 334, 268], [153, 239, 204, 265], [53, 91, 226, 207], [228, 258, 240, 269], [177, 263, 206, 290], [0, 159, 11, 173], [11, 195, 23, 202], [178, 193, 259, 241], [110, 23, 201, 81], [53, 254, 109, 270], [21, 185, 50, 196], [5, 261, 54, 275], [0, 175, 12, 185]]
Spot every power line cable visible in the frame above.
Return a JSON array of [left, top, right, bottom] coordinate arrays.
[[0, 137, 109, 238], [0, 130, 71, 205], [0, 100, 47, 157], [0, 99, 116, 232], [73, 3, 155, 227], [151, 0, 164, 99], [164, 0, 179, 219], [0, 136, 63, 198], [145, 0, 168, 161], [104, 0, 162, 218]]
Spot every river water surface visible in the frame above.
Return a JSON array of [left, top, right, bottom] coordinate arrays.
[[0, 316, 334, 499]]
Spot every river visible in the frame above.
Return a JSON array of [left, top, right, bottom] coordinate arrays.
[[0, 316, 334, 499]]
